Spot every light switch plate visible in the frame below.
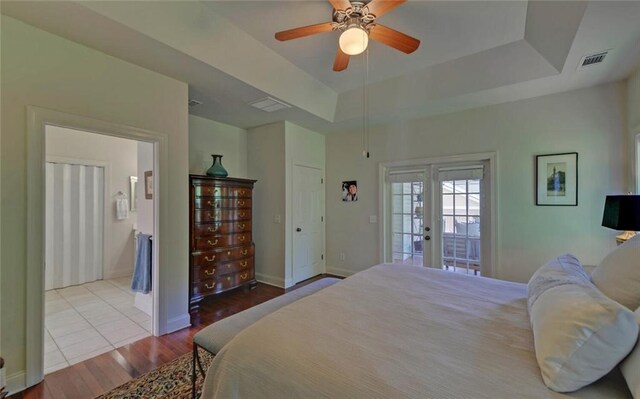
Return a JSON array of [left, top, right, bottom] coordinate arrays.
[[369, 215, 377, 224]]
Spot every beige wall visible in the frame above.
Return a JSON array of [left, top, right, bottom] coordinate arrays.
[[325, 83, 627, 283], [627, 67, 640, 193], [0, 15, 189, 391], [46, 126, 138, 280], [188, 115, 248, 178], [247, 122, 287, 286]]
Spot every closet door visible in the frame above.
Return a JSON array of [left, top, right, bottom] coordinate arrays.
[[45, 162, 104, 290]]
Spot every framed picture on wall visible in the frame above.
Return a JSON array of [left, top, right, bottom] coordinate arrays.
[[342, 180, 358, 202], [144, 170, 153, 200], [535, 152, 578, 206]]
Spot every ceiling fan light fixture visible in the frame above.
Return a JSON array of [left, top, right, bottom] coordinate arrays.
[[339, 25, 369, 55]]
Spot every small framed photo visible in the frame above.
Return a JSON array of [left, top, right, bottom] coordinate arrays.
[[342, 180, 358, 202], [536, 152, 578, 206], [144, 170, 153, 200]]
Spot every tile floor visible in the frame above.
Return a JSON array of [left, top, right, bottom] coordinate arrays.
[[44, 277, 152, 374]]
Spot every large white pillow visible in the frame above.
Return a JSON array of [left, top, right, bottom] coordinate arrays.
[[621, 308, 640, 398], [529, 273, 638, 392], [592, 234, 640, 310], [527, 254, 592, 311]]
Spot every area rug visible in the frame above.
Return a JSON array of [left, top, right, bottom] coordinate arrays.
[[96, 350, 214, 399]]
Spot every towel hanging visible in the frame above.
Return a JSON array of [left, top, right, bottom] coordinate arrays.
[[115, 192, 129, 220]]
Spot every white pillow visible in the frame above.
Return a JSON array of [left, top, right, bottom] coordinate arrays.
[[529, 278, 638, 392], [592, 234, 640, 310], [527, 254, 592, 311], [621, 308, 640, 398]]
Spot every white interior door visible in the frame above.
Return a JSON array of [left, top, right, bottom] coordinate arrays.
[[45, 162, 104, 290], [293, 165, 324, 284]]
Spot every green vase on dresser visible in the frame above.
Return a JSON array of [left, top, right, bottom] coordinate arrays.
[[206, 154, 228, 177]]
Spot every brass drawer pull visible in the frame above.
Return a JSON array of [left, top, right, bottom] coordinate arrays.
[[240, 272, 248, 280], [226, 276, 232, 282], [207, 239, 219, 246], [207, 226, 218, 233], [238, 223, 246, 230], [238, 235, 245, 242], [241, 249, 248, 256], [239, 211, 246, 217], [239, 189, 245, 195], [204, 268, 216, 276], [204, 255, 216, 262], [240, 261, 248, 268], [205, 282, 214, 290], [238, 200, 245, 206], [207, 212, 218, 219], [207, 200, 220, 208]]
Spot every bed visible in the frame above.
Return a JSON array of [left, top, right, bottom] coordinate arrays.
[[201, 264, 632, 398]]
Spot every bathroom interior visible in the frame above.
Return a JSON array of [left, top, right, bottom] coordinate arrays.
[[43, 125, 155, 374]]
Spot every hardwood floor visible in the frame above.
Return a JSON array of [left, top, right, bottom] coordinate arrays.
[[12, 275, 338, 399]]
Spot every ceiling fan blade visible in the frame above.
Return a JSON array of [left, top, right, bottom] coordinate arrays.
[[328, 0, 353, 11], [365, 0, 406, 18], [275, 22, 334, 41], [369, 24, 420, 54], [333, 47, 350, 72]]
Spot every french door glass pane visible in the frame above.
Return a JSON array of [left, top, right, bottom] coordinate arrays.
[[441, 178, 481, 276], [391, 180, 424, 266]]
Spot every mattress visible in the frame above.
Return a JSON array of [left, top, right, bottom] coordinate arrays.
[[201, 264, 631, 398]]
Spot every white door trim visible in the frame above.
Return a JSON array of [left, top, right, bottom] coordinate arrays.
[[26, 106, 168, 388], [379, 152, 498, 278], [45, 155, 111, 286], [635, 130, 640, 194], [287, 161, 325, 287]]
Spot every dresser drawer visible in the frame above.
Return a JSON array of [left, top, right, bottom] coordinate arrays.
[[192, 245, 254, 268], [194, 256, 254, 281], [194, 198, 252, 210], [193, 185, 227, 197], [193, 221, 252, 237], [194, 233, 252, 251], [228, 186, 252, 199], [194, 209, 252, 223], [193, 269, 255, 297]]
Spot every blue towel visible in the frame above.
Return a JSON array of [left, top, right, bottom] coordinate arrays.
[[131, 233, 152, 294]]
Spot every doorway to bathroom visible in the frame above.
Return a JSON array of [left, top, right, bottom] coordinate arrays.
[[43, 125, 156, 374]]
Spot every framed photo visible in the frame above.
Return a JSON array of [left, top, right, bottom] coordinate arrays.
[[144, 170, 153, 200], [536, 152, 578, 206], [342, 180, 358, 202]]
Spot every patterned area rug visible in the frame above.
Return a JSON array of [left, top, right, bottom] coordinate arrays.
[[96, 349, 214, 399]]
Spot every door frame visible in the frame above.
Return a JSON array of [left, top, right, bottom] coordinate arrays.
[[379, 152, 498, 278], [287, 161, 325, 287], [44, 155, 111, 288], [26, 106, 167, 387]]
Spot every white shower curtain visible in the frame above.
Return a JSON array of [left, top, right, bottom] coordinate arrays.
[[45, 162, 104, 290]]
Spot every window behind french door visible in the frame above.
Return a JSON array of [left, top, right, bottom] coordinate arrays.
[[437, 165, 484, 276]]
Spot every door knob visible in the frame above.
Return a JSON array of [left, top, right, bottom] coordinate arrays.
[[425, 226, 431, 232], [296, 228, 302, 232], [424, 236, 431, 241]]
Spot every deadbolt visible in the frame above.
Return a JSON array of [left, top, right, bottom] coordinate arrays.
[[424, 236, 431, 241], [296, 228, 302, 232], [425, 226, 431, 232]]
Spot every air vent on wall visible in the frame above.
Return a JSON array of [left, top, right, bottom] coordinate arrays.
[[578, 51, 608, 69], [249, 97, 291, 113], [188, 99, 202, 108]]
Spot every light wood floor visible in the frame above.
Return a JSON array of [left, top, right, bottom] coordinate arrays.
[[11, 275, 336, 399]]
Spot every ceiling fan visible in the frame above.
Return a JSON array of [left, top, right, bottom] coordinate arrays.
[[275, 0, 420, 72]]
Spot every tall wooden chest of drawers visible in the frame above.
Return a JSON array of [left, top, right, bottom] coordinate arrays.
[[189, 175, 257, 312]]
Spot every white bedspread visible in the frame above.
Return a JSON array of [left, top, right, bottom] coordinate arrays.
[[201, 264, 631, 398]]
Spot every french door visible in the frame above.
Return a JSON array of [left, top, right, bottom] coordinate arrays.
[[388, 168, 431, 267]]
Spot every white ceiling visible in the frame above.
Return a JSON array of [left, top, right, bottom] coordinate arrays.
[[2, 1, 640, 134]]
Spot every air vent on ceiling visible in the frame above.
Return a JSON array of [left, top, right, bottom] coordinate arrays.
[[188, 99, 202, 108], [249, 97, 291, 113], [578, 51, 608, 69]]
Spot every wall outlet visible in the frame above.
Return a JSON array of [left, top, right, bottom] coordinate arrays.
[[339, 252, 346, 261], [274, 214, 281, 224], [369, 215, 377, 224]]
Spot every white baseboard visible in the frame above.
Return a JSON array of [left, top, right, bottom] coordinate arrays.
[[325, 266, 356, 277], [7, 371, 26, 396], [163, 313, 191, 335], [255, 272, 285, 288]]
